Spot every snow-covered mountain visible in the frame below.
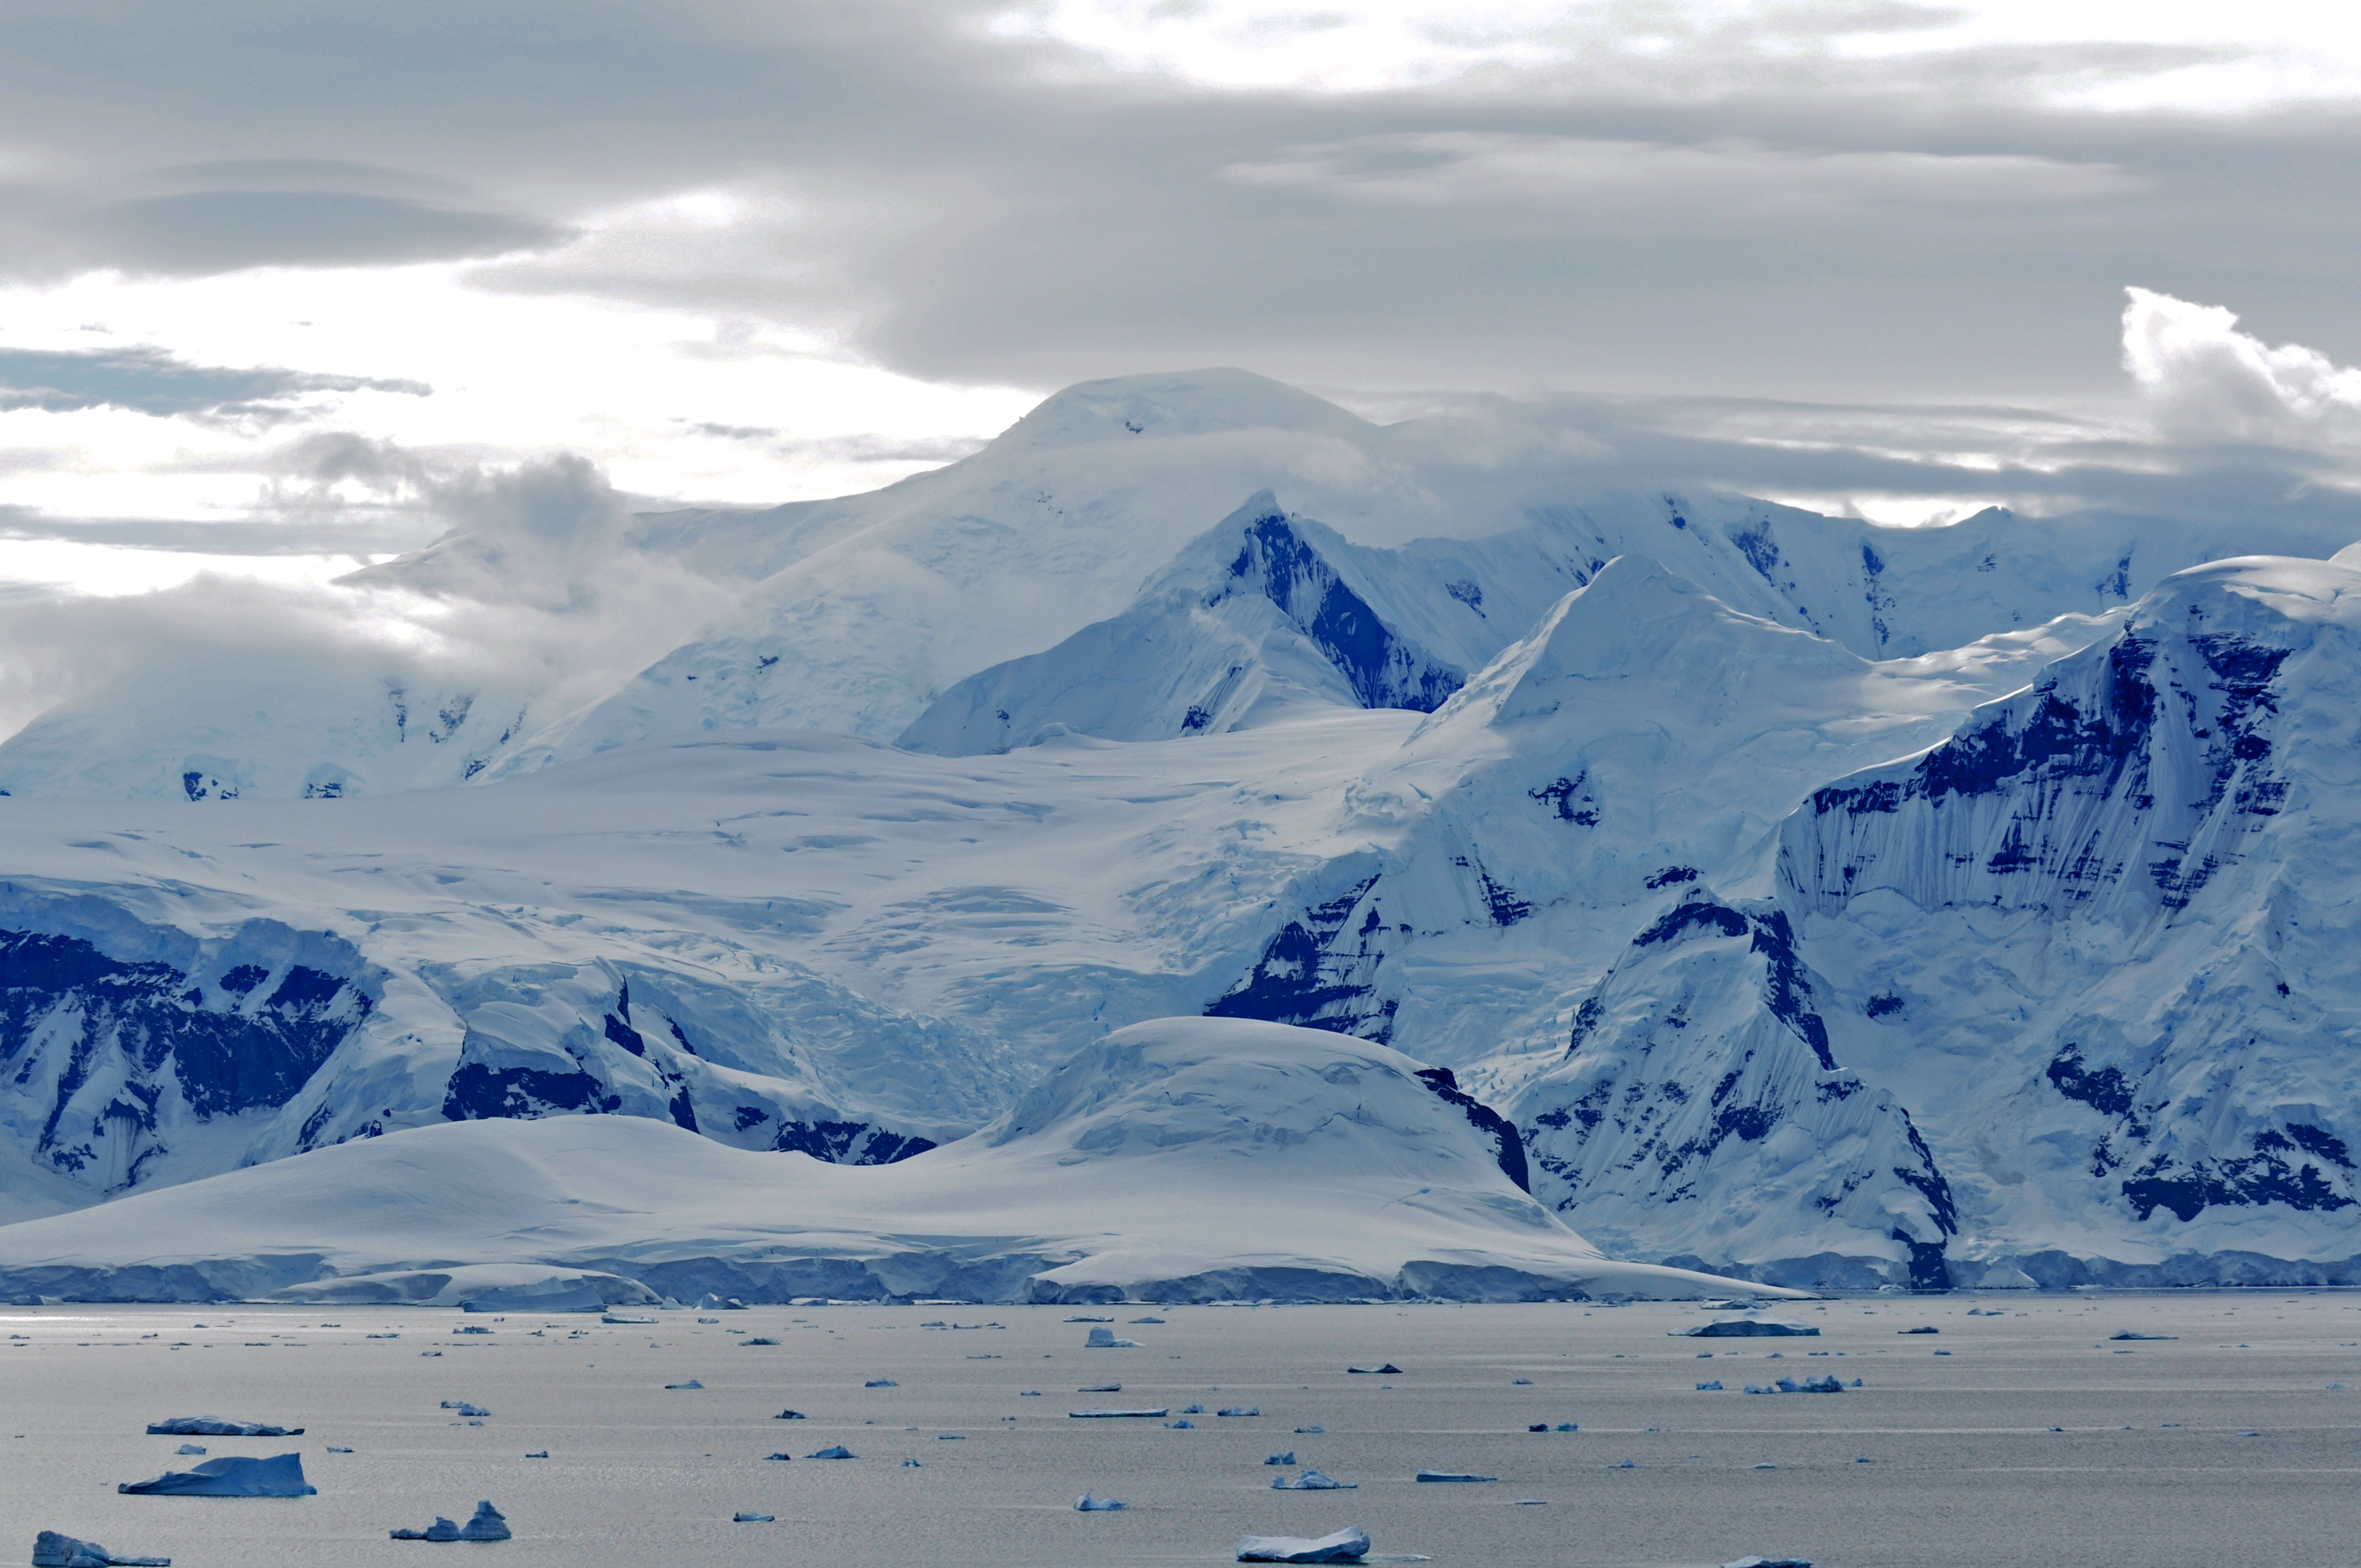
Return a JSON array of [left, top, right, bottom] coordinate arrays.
[[0, 1017, 1767, 1304], [4, 368, 2361, 1297], [10, 368, 2356, 803]]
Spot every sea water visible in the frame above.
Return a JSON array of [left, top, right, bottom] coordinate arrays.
[[3, 1295, 2358, 1566]]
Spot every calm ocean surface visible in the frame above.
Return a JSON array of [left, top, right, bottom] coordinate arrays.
[[4, 1295, 2358, 1567]]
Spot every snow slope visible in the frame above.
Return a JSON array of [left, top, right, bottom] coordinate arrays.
[[0, 1017, 1769, 1304]]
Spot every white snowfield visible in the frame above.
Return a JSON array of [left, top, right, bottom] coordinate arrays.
[[0, 1019, 1772, 1305], [1, 367, 2358, 1294]]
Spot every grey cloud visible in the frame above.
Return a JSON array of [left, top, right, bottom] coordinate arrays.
[[74, 190, 564, 274], [0, 2, 2353, 412], [135, 158, 470, 196], [0, 346, 429, 420]]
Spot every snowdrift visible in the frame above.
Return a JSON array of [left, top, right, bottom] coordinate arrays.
[[0, 1017, 1769, 1304]]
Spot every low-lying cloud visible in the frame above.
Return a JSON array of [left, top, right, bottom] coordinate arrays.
[[0, 346, 429, 422]]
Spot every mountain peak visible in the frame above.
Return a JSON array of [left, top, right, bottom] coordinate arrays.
[[986, 368, 1377, 454]]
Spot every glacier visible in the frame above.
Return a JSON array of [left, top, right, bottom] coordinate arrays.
[[2, 368, 2359, 1294]]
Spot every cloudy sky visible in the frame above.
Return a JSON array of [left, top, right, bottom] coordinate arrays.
[[2, 0, 2360, 601]]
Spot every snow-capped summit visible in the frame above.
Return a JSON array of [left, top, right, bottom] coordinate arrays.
[[899, 492, 1465, 753]]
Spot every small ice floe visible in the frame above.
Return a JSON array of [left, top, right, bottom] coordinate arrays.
[[2110, 1332, 2176, 1341], [902, 1458, 922, 1467], [1751, 1463, 1777, 1470], [809, 1446, 857, 1460], [1671, 1321, 1819, 1339], [866, 1379, 898, 1387], [732, 1512, 774, 1523], [1272, 1471, 1355, 1490], [523, 1451, 547, 1460], [327, 1446, 354, 1455], [1415, 1470, 1493, 1483], [367, 1333, 399, 1339], [31, 1531, 170, 1566], [1722, 1557, 1811, 1567], [389, 1502, 512, 1542], [1131, 1317, 1166, 1325], [1743, 1386, 1775, 1396], [1294, 1426, 1324, 1434], [173, 1445, 207, 1456], [1086, 1329, 1144, 1348], [775, 1409, 807, 1420], [439, 1402, 491, 1417], [1080, 1382, 1122, 1392], [938, 1434, 965, 1440], [694, 1294, 746, 1311], [1931, 1350, 1951, 1357], [1615, 1461, 1634, 1469], [665, 1381, 704, 1391], [1182, 1404, 1206, 1414], [454, 1326, 492, 1336], [1218, 1407, 1261, 1418], [766, 1452, 791, 1461], [1345, 1364, 1401, 1375], [1696, 1381, 1724, 1391], [1775, 1376, 1843, 1394], [1168, 1419, 1196, 1429], [1266, 1452, 1296, 1466], [742, 1338, 780, 1347], [119, 1454, 314, 1497], [1065, 1316, 1113, 1324], [145, 1417, 302, 1437], [1070, 1408, 1168, 1419], [600, 1315, 654, 1325], [1236, 1525, 1370, 1563], [1527, 1424, 1547, 1432], [1899, 1327, 1938, 1336], [1515, 1499, 1546, 1506], [1553, 1423, 1577, 1432], [1075, 1495, 1128, 1511]]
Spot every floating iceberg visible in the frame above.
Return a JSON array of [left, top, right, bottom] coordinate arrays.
[[1899, 1327, 1938, 1335], [1774, 1376, 1843, 1394], [1130, 1317, 1166, 1325], [1345, 1364, 1400, 1375], [865, 1378, 899, 1387], [1181, 1404, 1205, 1414], [1168, 1419, 1195, 1429], [1070, 1408, 1167, 1419], [1218, 1407, 1260, 1418], [1075, 1495, 1128, 1511], [775, 1408, 807, 1419], [1415, 1470, 1493, 1483], [119, 1454, 314, 1497], [1294, 1426, 1324, 1434], [173, 1444, 206, 1455], [741, 1337, 779, 1347], [1085, 1329, 1144, 1348], [390, 1502, 511, 1542], [1065, 1316, 1113, 1324], [2110, 1332, 2177, 1341], [1237, 1526, 1370, 1563], [1672, 1321, 1819, 1338], [439, 1402, 491, 1417], [732, 1513, 774, 1523], [32, 1532, 170, 1566], [1272, 1470, 1355, 1490], [1722, 1558, 1810, 1567], [1080, 1384, 1122, 1392], [144, 1417, 301, 1436], [1266, 1451, 1296, 1466], [1696, 1381, 1724, 1391], [664, 1380, 703, 1390], [808, 1446, 856, 1459], [600, 1315, 655, 1325]]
